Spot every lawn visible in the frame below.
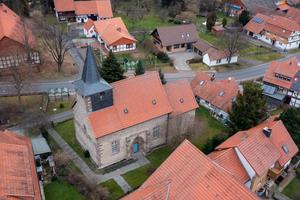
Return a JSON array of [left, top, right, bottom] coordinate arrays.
[[54, 120, 99, 171], [243, 52, 284, 62], [100, 179, 124, 200], [283, 177, 300, 199], [44, 180, 86, 200], [213, 62, 248, 73], [190, 106, 228, 149], [189, 62, 209, 71], [47, 100, 72, 115], [122, 146, 173, 189], [119, 14, 173, 31]]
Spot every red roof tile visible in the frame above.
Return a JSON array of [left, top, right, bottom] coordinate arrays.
[[83, 19, 94, 30], [0, 130, 41, 200], [263, 57, 300, 89], [191, 72, 239, 112], [93, 17, 136, 46], [164, 80, 198, 117], [244, 13, 300, 39], [54, 0, 113, 18], [0, 3, 35, 46], [216, 119, 298, 176], [209, 148, 250, 184], [122, 140, 259, 200]]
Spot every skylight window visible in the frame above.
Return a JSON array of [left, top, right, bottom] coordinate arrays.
[[282, 145, 289, 154], [219, 91, 225, 96], [200, 80, 205, 86]]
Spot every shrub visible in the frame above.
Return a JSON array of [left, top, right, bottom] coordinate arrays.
[[59, 103, 64, 109], [156, 52, 169, 63]]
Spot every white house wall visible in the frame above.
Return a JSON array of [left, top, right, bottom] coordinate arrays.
[[84, 26, 96, 38], [203, 54, 238, 67], [235, 147, 256, 180]]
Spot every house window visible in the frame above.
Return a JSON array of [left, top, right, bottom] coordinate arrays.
[[111, 140, 120, 154], [152, 126, 160, 139], [216, 59, 221, 63], [174, 44, 180, 49], [113, 46, 117, 51], [126, 44, 133, 49], [181, 43, 185, 48]]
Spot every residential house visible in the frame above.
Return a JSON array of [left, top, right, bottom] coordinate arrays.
[[53, 0, 113, 23], [0, 3, 40, 69], [227, 0, 283, 16], [122, 140, 259, 200], [151, 24, 199, 53], [263, 57, 300, 108], [73, 46, 198, 168], [191, 72, 239, 121], [83, 17, 137, 53], [287, 0, 300, 7], [285, 6, 300, 24], [209, 119, 299, 194], [244, 13, 300, 50], [193, 39, 238, 67], [0, 130, 42, 200]]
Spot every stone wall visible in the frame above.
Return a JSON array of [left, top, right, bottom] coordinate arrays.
[[167, 110, 196, 142], [95, 115, 169, 168], [73, 93, 99, 165]]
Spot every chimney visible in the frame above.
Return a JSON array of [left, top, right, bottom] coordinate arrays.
[[228, 77, 232, 82], [211, 73, 215, 81], [263, 127, 272, 138]]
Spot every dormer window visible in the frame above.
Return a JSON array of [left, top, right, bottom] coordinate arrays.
[[152, 99, 157, 105]]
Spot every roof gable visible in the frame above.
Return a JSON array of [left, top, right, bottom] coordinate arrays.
[[122, 140, 259, 200], [153, 24, 199, 46]]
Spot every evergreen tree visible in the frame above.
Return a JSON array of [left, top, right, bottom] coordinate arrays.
[[159, 69, 166, 85], [135, 60, 145, 75], [280, 108, 300, 147], [206, 12, 217, 31], [100, 51, 124, 83], [222, 17, 227, 27], [229, 81, 267, 132], [239, 10, 251, 26]]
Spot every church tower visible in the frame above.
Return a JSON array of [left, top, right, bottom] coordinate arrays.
[[74, 46, 113, 112]]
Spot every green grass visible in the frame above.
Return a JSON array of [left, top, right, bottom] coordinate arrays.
[[122, 146, 172, 189], [198, 31, 218, 46], [189, 63, 209, 71], [47, 100, 72, 115], [283, 177, 300, 199], [119, 14, 173, 31], [243, 52, 283, 62], [54, 120, 98, 171], [44, 180, 86, 200], [191, 107, 228, 149], [100, 179, 124, 200]]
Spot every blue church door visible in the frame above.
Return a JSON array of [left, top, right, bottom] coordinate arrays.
[[133, 143, 139, 153]]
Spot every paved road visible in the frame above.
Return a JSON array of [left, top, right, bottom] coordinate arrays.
[[1, 50, 300, 96]]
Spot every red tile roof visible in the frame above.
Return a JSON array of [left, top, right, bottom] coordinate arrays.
[[209, 148, 250, 184], [244, 13, 300, 39], [93, 17, 136, 46], [0, 130, 41, 200], [263, 57, 300, 89], [89, 72, 197, 138], [54, 0, 113, 18], [122, 140, 259, 200], [216, 119, 298, 176], [164, 80, 198, 117], [0, 3, 35, 46], [83, 19, 94, 30], [191, 72, 239, 112]]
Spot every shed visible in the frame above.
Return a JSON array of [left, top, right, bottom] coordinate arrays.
[[212, 25, 225, 36], [31, 136, 51, 157]]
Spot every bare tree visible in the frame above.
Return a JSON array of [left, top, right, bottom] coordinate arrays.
[[219, 29, 246, 64], [10, 56, 24, 105], [36, 19, 74, 72]]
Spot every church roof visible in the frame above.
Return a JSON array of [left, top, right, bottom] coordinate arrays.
[[74, 46, 111, 96]]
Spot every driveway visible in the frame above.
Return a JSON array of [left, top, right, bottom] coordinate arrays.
[[168, 52, 197, 71]]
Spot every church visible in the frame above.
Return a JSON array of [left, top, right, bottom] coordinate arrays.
[[73, 46, 198, 168]]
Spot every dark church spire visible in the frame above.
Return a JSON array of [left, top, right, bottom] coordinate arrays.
[[74, 46, 112, 97]]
